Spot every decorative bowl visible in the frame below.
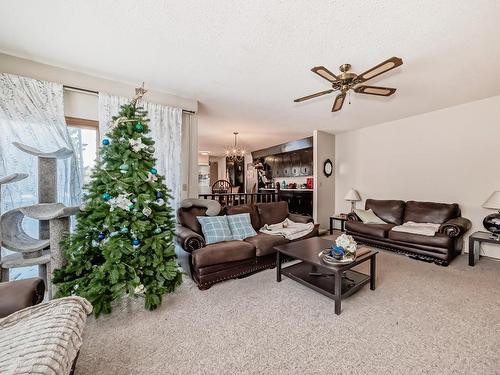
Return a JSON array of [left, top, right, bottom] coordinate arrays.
[[319, 249, 355, 265]]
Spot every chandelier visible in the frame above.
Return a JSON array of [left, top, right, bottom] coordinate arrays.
[[224, 132, 246, 162]]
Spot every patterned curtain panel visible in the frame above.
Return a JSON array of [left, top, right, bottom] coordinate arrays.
[[0, 73, 83, 279], [98, 92, 183, 208], [0, 73, 83, 208]]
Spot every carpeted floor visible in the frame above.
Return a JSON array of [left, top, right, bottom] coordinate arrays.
[[76, 244, 500, 375]]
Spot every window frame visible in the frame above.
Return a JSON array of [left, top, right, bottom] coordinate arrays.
[[65, 116, 100, 153]]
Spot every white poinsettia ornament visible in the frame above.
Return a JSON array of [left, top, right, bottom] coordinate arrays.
[[107, 193, 134, 211], [129, 138, 147, 152]]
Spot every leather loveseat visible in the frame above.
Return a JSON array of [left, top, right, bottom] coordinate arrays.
[[346, 199, 472, 266], [176, 200, 318, 289]]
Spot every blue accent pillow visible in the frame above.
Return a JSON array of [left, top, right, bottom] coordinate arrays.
[[227, 213, 257, 240], [196, 216, 233, 245]]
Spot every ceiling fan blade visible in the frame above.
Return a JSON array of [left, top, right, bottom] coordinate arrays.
[[331, 93, 346, 112], [311, 66, 339, 82], [356, 57, 403, 83], [294, 89, 334, 102], [354, 85, 397, 96]]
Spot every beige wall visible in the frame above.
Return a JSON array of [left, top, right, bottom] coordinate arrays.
[[335, 95, 500, 259], [0, 53, 197, 112], [313, 130, 335, 229]]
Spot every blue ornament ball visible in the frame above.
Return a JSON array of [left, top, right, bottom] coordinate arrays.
[[150, 168, 158, 175], [119, 164, 129, 173], [97, 232, 106, 241], [102, 192, 112, 201], [102, 138, 110, 145], [132, 239, 141, 246], [120, 227, 129, 234], [153, 227, 162, 234], [156, 191, 162, 199]]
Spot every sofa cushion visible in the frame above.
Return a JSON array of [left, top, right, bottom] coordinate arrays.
[[227, 213, 258, 240], [404, 201, 460, 224], [224, 204, 260, 230], [196, 216, 233, 244], [177, 206, 207, 235], [346, 221, 395, 239], [244, 233, 289, 256], [256, 201, 289, 225], [365, 199, 405, 225], [192, 240, 256, 267], [388, 230, 453, 250]]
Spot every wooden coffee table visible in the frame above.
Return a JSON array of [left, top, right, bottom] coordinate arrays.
[[274, 237, 378, 315]]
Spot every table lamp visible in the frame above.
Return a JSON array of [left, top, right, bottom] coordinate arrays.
[[482, 191, 500, 240], [344, 188, 361, 212]]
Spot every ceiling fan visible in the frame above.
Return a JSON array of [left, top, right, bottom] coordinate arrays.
[[294, 56, 403, 112]]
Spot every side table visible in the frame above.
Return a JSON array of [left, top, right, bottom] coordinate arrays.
[[468, 231, 500, 266], [329, 215, 348, 234]]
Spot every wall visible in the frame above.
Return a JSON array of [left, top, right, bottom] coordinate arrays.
[[313, 130, 335, 229], [1, 52, 199, 201], [335, 95, 500, 259]]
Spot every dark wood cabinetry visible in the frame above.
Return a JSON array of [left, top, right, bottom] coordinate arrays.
[[278, 190, 313, 216], [264, 147, 313, 178]]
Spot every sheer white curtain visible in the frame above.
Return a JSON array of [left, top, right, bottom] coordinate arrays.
[[98, 93, 183, 208], [0, 73, 83, 210]]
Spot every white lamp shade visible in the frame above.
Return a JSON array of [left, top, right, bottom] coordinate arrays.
[[483, 191, 500, 210], [344, 188, 361, 202]]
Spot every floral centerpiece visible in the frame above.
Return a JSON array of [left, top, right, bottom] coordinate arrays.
[[329, 234, 357, 260]]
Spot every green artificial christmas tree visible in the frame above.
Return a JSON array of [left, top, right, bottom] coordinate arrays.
[[53, 87, 182, 316]]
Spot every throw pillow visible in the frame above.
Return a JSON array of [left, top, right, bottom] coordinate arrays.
[[196, 216, 233, 244], [353, 209, 386, 224], [227, 213, 258, 240]]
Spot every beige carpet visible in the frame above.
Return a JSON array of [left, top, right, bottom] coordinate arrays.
[[76, 247, 500, 375]]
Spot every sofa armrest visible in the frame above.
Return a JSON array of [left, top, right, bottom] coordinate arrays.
[[175, 225, 206, 253], [347, 212, 360, 222], [439, 217, 472, 238], [0, 277, 45, 318], [287, 213, 314, 224]]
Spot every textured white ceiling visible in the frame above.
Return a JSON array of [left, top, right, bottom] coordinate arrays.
[[1, 0, 500, 155]]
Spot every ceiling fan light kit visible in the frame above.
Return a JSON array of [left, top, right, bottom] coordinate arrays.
[[295, 56, 403, 112]]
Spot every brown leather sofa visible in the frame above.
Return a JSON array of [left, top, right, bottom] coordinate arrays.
[[176, 201, 318, 289], [0, 277, 45, 318], [346, 199, 472, 266]]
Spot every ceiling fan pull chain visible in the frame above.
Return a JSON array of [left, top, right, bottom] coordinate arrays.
[[349, 90, 351, 105]]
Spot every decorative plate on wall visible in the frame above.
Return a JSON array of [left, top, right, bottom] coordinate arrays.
[[323, 159, 333, 177]]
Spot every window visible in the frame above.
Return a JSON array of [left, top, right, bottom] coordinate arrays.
[[66, 117, 99, 184]]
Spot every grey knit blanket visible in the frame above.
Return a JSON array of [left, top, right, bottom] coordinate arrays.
[[0, 296, 92, 374]]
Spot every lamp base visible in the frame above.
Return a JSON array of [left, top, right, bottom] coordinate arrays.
[[483, 211, 500, 239], [350, 201, 356, 212]]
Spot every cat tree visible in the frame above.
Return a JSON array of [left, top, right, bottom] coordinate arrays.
[[0, 143, 78, 298]]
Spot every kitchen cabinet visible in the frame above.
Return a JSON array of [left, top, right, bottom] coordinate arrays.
[[278, 190, 313, 216], [291, 152, 301, 176], [299, 149, 313, 176], [281, 154, 292, 177], [264, 147, 313, 178]]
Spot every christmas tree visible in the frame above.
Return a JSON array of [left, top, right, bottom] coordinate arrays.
[[53, 86, 183, 316]]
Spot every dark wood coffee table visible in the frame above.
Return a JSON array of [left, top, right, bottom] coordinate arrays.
[[274, 237, 377, 315]]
